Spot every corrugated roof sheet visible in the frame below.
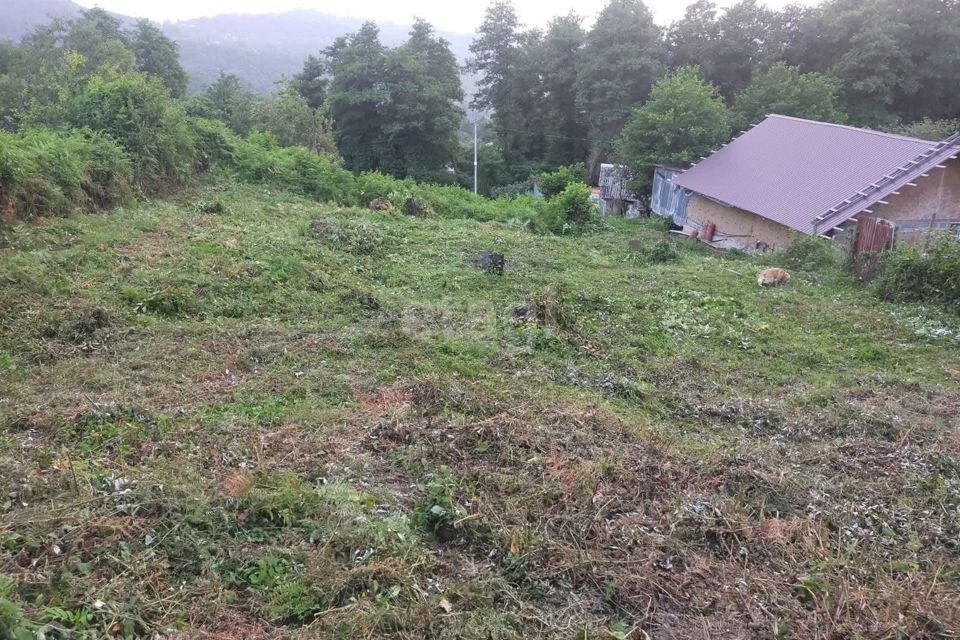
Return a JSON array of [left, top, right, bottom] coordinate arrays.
[[673, 115, 960, 235]]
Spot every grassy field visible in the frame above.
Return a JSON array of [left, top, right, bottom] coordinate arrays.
[[1, 181, 959, 639]]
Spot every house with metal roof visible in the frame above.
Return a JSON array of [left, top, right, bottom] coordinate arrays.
[[667, 115, 960, 252]]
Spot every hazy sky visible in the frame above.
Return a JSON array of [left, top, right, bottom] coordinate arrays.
[[75, 0, 817, 33]]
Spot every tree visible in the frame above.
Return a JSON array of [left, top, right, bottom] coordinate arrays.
[[203, 72, 258, 136], [62, 8, 134, 74], [323, 22, 388, 173], [885, 0, 960, 123], [379, 19, 464, 181], [540, 14, 588, 167], [732, 62, 847, 129], [290, 54, 328, 110], [131, 20, 187, 98], [575, 0, 663, 172], [889, 117, 960, 141], [617, 66, 730, 192], [466, 1, 535, 174], [707, 0, 781, 98], [255, 90, 338, 155], [667, 0, 785, 100], [783, 0, 934, 126]]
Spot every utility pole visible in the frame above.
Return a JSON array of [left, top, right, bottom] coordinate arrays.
[[473, 121, 478, 195]]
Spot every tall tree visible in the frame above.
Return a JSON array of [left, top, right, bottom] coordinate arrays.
[[131, 20, 188, 98], [466, 1, 535, 174], [617, 66, 730, 192], [667, 0, 784, 100], [886, 0, 960, 122], [575, 0, 663, 173], [785, 0, 918, 125], [62, 8, 134, 74], [732, 62, 847, 128], [290, 55, 328, 111], [323, 22, 388, 173], [379, 19, 464, 181], [708, 0, 781, 98], [540, 14, 588, 166]]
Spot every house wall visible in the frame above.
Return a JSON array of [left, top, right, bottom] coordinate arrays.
[[683, 194, 797, 252], [864, 157, 960, 224]]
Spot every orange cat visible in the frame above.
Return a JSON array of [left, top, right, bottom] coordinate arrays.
[[757, 267, 791, 287]]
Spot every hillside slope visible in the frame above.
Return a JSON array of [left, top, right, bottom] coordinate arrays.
[[1, 182, 959, 638]]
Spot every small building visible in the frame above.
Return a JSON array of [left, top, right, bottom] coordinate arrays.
[[650, 165, 690, 226], [598, 163, 642, 217], [666, 115, 960, 253]]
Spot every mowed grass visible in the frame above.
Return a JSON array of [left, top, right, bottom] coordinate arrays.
[[1, 181, 959, 639]]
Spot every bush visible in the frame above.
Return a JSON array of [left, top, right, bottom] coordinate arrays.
[[356, 171, 403, 205], [0, 128, 133, 220], [273, 146, 358, 205], [228, 134, 358, 205], [68, 73, 195, 192], [537, 163, 587, 198], [187, 117, 238, 171], [775, 235, 840, 272], [490, 180, 533, 200], [875, 234, 960, 310], [635, 239, 680, 264], [536, 182, 597, 234]]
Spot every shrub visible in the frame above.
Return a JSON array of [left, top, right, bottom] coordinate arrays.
[[775, 235, 840, 272], [537, 182, 597, 234], [187, 117, 238, 171], [68, 73, 195, 192], [0, 128, 133, 220], [356, 171, 403, 205], [635, 239, 680, 264], [490, 180, 533, 200], [875, 234, 960, 310], [537, 163, 587, 198], [273, 146, 358, 205]]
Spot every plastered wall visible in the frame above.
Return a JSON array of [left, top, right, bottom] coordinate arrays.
[[683, 195, 797, 251]]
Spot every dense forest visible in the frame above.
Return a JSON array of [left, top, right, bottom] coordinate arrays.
[[0, 0, 958, 203]]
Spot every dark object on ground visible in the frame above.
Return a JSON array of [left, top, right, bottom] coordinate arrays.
[[628, 239, 642, 252], [481, 251, 505, 275], [405, 197, 424, 217], [511, 305, 530, 319]]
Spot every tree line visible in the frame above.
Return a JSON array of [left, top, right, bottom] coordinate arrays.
[[1, 0, 958, 201], [0, 8, 602, 237], [464, 0, 960, 189]]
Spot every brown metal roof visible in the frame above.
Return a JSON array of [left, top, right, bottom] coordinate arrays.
[[673, 115, 960, 235]]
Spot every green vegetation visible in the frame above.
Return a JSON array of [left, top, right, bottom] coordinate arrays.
[[875, 233, 960, 311], [731, 62, 847, 130], [1, 184, 959, 638], [0, 128, 133, 219], [774, 235, 842, 273], [323, 20, 463, 181], [616, 66, 731, 192], [1, 4, 959, 637]]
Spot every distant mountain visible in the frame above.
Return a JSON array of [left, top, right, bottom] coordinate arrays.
[[163, 10, 475, 94], [0, 0, 80, 41], [0, 0, 475, 96]]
